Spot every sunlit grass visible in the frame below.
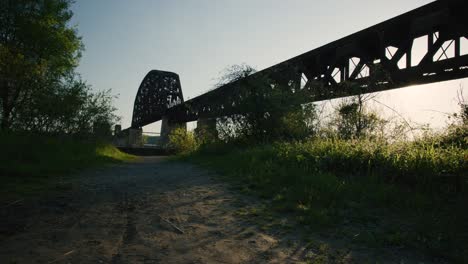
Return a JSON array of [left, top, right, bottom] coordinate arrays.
[[95, 143, 136, 161], [186, 137, 467, 262]]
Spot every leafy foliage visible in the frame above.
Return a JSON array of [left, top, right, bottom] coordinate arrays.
[[215, 64, 318, 143], [328, 94, 385, 139], [10, 76, 119, 136], [0, 0, 118, 136], [1, 0, 82, 128], [168, 127, 198, 153], [215, 63, 257, 88], [443, 88, 468, 149], [453, 88, 468, 125]]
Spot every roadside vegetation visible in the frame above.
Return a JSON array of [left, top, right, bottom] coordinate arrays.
[[171, 65, 468, 262], [0, 132, 134, 201], [0, 1, 129, 201]]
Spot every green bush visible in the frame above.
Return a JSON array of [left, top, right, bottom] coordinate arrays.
[[168, 127, 199, 153]]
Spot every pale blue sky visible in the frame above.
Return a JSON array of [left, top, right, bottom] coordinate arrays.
[[71, 0, 467, 132]]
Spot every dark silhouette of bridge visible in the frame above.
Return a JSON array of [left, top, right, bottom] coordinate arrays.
[[120, 0, 468, 146]]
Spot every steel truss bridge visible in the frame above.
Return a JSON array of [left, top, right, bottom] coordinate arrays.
[[130, 0, 468, 130]]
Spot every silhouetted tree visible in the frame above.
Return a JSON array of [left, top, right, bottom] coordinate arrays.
[[0, 0, 119, 136], [332, 94, 383, 139], [215, 64, 257, 88], [215, 64, 318, 143]]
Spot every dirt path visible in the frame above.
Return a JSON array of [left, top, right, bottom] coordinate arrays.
[[0, 157, 443, 263]]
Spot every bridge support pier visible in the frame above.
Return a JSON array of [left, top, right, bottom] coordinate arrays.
[[112, 127, 143, 147], [160, 116, 186, 146], [128, 128, 143, 147], [196, 117, 218, 142]]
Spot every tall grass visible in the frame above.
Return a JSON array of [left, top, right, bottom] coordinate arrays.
[[188, 136, 467, 262], [275, 138, 466, 190]]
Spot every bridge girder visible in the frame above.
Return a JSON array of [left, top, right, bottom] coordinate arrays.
[[132, 0, 468, 126], [166, 0, 468, 122]]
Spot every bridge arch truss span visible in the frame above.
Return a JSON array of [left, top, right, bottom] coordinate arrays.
[[131, 70, 184, 128]]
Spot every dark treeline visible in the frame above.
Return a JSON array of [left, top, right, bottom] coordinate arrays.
[[0, 0, 118, 137]]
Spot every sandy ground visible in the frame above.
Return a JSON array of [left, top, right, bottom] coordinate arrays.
[[0, 157, 445, 263]]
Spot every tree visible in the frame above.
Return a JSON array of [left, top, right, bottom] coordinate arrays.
[[9, 75, 119, 136], [331, 93, 384, 139], [0, 0, 82, 130], [215, 64, 318, 143], [323, 64, 392, 140], [443, 87, 468, 148], [214, 63, 257, 88], [454, 87, 467, 125], [168, 127, 198, 153]]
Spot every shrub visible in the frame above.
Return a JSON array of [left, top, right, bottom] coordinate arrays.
[[168, 127, 199, 153]]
